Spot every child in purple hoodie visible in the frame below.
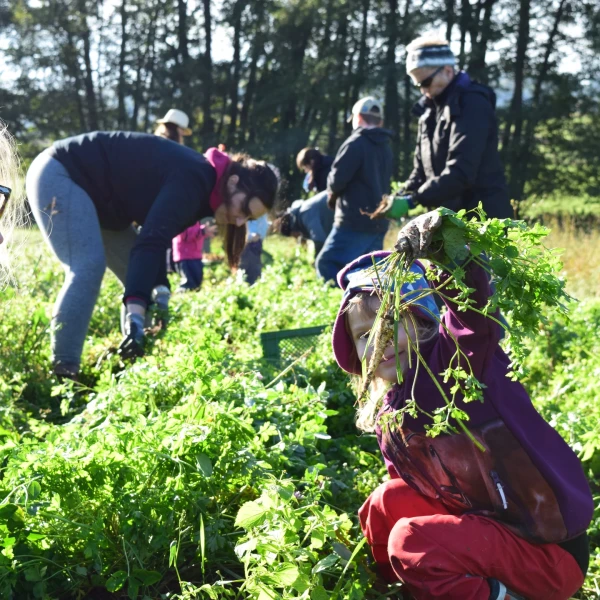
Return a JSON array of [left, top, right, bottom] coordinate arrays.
[[331, 211, 592, 600]]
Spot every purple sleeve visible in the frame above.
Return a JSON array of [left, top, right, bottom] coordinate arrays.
[[436, 261, 502, 379]]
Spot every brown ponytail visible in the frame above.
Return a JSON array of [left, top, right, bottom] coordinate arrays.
[[221, 153, 279, 269]]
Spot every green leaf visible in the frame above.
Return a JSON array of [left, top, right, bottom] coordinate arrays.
[[28, 481, 42, 500], [169, 540, 178, 567], [195, 453, 213, 477], [312, 553, 339, 574], [271, 564, 298, 587], [235, 500, 269, 529], [311, 585, 329, 600], [131, 569, 161, 585], [106, 571, 128, 592]]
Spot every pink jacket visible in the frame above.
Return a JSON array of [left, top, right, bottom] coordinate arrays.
[[172, 223, 205, 262]]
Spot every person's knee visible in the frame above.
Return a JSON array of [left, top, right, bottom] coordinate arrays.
[[67, 255, 106, 290], [388, 517, 424, 579], [315, 252, 338, 282], [359, 479, 410, 543]]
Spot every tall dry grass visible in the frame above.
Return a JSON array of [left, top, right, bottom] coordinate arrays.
[[543, 219, 600, 300]]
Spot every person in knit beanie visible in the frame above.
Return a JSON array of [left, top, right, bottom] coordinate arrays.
[[381, 37, 511, 222]]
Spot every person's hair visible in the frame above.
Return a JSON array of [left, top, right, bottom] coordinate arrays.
[[221, 153, 279, 269], [154, 123, 181, 142], [273, 211, 295, 237], [296, 147, 322, 171], [345, 291, 439, 432], [359, 113, 382, 127], [0, 122, 24, 283], [406, 36, 451, 52]]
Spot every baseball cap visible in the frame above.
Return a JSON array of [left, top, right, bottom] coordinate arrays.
[[332, 251, 440, 374], [347, 97, 383, 123], [157, 109, 192, 136]]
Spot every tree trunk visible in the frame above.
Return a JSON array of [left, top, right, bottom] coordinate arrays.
[[65, 30, 87, 131], [458, 0, 471, 69], [515, 0, 567, 199], [202, 0, 214, 134], [227, 0, 244, 146], [445, 0, 455, 43], [132, 4, 159, 130], [469, 0, 497, 82], [505, 0, 530, 196], [239, 6, 265, 143], [117, 0, 128, 129], [385, 0, 400, 176], [79, 14, 99, 130], [177, 0, 192, 115], [351, 0, 370, 103]]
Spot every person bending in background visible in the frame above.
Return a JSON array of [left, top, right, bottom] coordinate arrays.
[[239, 213, 269, 286], [316, 97, 393, 284], [272, 191, 333, 260], [154, 108, 192, 145], [390, 37, 511, 221], [26, 132, 278, 377], [296, 147, 334, 194]]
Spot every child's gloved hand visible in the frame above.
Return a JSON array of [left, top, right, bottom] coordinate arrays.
[[395, 210, 443, 261], [118, 312, 145, 359]]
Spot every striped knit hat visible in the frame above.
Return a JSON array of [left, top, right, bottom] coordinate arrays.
[[406, 39, 456, 73]]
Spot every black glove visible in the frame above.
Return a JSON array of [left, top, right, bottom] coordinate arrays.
[[118, 312, 145, 359]]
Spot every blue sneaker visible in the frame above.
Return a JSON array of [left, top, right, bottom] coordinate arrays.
[[488, 579, 526, 600]]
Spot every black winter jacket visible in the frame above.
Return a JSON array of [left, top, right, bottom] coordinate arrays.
[[405, 72, 511, 219], [327, 127, 393, 233], [311, 155, 334, 193]]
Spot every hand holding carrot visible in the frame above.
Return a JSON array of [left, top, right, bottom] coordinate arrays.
[[395, 210, 443, 261]]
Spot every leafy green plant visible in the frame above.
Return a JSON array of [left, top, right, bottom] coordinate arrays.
[[360, 207, 572, 442]]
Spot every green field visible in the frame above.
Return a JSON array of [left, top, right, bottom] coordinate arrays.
[[0, 226, 599, 599]]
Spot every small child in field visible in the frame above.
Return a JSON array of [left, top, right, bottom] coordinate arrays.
[[332, 212, 592, 600], [172, 222, 215, 292]]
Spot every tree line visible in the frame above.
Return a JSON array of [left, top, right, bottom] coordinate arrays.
[[0, 0, 598, 200]]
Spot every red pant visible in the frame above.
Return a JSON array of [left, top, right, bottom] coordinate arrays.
[[359, 479, 583, 600]]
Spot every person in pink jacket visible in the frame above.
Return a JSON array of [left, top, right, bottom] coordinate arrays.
[[172, 221, 216, 291]]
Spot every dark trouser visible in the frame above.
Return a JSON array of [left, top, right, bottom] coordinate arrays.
[[239, 239, 263, 285], [175, 259, 204, 291], [315, 225, 386, 285]]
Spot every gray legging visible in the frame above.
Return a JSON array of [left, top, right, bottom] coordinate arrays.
[[27, 150, 137, 371]]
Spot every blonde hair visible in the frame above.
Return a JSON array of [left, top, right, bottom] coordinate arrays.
[[0, 122, 24, 283], [406, 36, 451, 52], [345, 292, 439, 432]]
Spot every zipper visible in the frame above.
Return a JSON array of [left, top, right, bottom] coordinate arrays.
[[490, 470, 508, 509]]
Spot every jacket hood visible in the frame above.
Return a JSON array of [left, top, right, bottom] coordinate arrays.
[[355, 127, 394, 145], [411, 70, 496, 116]]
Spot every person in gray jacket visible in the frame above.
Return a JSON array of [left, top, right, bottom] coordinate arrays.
[[391, 37, 511, 220]]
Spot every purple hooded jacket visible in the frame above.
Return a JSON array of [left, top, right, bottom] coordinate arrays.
[[373, 261, 592, 553]]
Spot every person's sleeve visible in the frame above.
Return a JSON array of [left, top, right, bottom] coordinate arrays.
[[124, 175, 209, 305], [415, 94, 492, 207], [436, 260, 501, 379], [404, 129, 426, 192], [327, 139, 362, 196]]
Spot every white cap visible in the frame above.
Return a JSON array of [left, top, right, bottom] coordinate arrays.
[[157, 109, 192, 136]]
